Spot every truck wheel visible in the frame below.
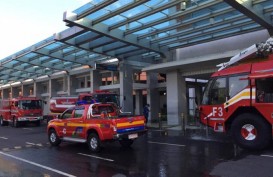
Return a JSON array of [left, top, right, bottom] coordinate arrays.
[[231, 113, 271, 150], [48, 129, 61, 146], [87, 133, 101, 152], [12, 117, 19, 128], [119, 139, 134, 148], [35, 120, 41, 126]]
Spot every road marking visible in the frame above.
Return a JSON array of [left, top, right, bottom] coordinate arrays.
[[0, 137, 8, 140], [2, 148, 9, 151], [26, 142, 43, 147], [78, 153, 114, 162], [26, 142, 36, 146], [148, 141, 186, 147], [0, 151, 76, 177], [261, 154, 273, 158], [23, 128, 33, 130], [36, 143, 43, 147], [14, 146, 22, 149]]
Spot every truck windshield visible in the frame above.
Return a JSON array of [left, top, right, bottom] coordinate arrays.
[[202, 77, 227, 105], [202, 74, 248, 105], [202, 79, 213, 105], [18, 100, 42, 110]]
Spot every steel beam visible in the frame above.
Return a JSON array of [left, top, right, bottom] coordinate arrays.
[[32, 47, 90, 66], [109, 0, 186, 30], [223, 0, 273, 35], [77, 0, 118, 19], [170, 26, 263, 50], [64, 16, 167, 57], [137, 7, 234, 40], [126, 0, 223, 36], [92, 0, 149, 25]]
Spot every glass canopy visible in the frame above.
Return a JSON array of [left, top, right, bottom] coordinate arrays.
[[0, 0, 272, 85]]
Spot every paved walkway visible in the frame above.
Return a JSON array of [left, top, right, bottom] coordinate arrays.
[[146, 121, 233, 143]]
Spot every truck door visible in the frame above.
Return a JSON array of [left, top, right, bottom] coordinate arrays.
[[58, 108, 73, 137], [200, 77, 227, 130], [65, 106, 85, 139]]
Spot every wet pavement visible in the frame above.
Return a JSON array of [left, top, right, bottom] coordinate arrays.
[[0, 122, 273, 177]]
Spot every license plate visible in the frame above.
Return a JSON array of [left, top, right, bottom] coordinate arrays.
[[128, 133, 138, 139]]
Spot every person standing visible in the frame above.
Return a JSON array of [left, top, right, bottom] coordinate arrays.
[[143, 104, 150, 123]]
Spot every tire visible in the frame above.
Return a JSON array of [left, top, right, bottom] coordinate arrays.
[[48, 129, 61, 146], [231, 113, 271, 150], [119, 139, 134, 148], [87, 133, 101, 152], [35, 120, 41, 126]]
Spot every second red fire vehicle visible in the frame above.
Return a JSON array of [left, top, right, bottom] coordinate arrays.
[[198, 37, 273, 150]]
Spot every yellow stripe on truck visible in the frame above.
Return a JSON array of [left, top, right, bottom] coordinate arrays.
[[224, 88, 254, 108], [51, 122, 100, 127], [67, 123, 100, 127], [50, 122, 65, 126], [117, 120, 144, 127]]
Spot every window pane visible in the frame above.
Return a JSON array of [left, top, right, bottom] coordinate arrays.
[[229, 75, 248, 98], [202, 80, 213, 105], [211, 77, 227, 105], [74, 109, 84, 118]]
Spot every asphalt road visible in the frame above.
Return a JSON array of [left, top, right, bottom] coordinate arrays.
[[1, 121, 273, 177]]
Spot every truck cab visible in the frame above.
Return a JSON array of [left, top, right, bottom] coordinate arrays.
[[47, 103, 147, 152]]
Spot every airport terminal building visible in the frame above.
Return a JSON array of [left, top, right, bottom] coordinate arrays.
[[0, 0, 272, 126]]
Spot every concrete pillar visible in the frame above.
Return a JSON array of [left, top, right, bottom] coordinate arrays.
[[49, 79, 53, 97], [10, 87, 14, 98], [91, 70, 100, 92], [33, 82, 37, 97], [64, 75, 71, 95], [166, 71, 187, 125], [147, 72, 160, 123], [119, 62, 133, 112], [20, 85, 23, 97], [135, 90, 143, 115]]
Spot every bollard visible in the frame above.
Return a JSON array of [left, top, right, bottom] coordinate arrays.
[[181, 113, 186, 134], [158, 113, 162, 130]]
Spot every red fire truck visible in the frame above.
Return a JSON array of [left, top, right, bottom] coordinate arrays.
[[45, 90, 119, 122], [0, 97, 43, 127], [199, 37, 273, 150]]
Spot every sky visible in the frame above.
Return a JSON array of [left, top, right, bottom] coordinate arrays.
[[0, 0, 91, 59]]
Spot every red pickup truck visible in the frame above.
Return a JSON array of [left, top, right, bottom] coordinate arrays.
[[47, 103, 147, 152]]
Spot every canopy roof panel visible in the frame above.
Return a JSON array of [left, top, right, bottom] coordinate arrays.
[[0, 0, 272, 85]]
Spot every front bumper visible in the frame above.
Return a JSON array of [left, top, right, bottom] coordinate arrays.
[[18, 116, 43, 122]]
